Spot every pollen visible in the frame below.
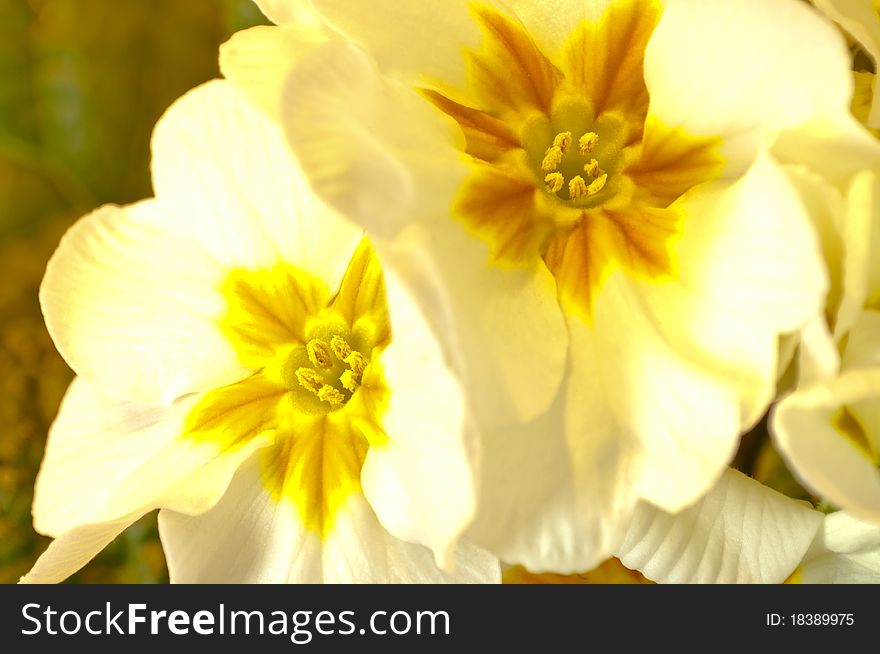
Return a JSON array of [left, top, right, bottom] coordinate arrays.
[[340, 369, 359, 393], [296, 367, 325, 394], [317, 385, 345, 407], [569, 175, 589, 200], [330, 335, 352, 361], [552, 131, 572, 152], [307, 338, 333, 369], [578, 132, 599, 156], [346, 351, 367, 376], [584, 159, 603, 178], [541, 146, 564, 173], [587, 173, 608, 196], [545, 172, 565, 193]]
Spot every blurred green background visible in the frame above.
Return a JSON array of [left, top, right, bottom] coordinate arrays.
[[0, 0, 267, 584]]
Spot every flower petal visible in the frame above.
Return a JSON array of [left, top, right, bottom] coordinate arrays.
[[220, 24, 329, 122], [253, 0, 323, 28], [40, 200, 249, 405], [798, 511, 880, 583], [151, 79, 362, 284], [646, 0, 852, 165], [160, 454, 499, 583], [33, 377, 271, 537], [772, 368, 880, 521], [616, 469, 823, 584], [360, 272, 476, 569]]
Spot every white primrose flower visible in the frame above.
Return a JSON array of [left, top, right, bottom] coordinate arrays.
[[21, 79, 498, 584], [771, 162, 880, 522], [221, 0, 843, 572]]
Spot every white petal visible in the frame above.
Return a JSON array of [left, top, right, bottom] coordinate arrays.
[[33, 377, 271, 537], [159, 455, 321, 583], [161, 454, 499, 583], [220, 25, 329, 122], [814, 0, 880, 128], [772, 368, 880, 521], [281, 41, 466, 236], [798, 511, 880, 583], [151, 79, 362, 284], [587, 276, 742, 514], [467, 387, 631, 574], [253, 0, 323, 28], [308, 0, 486, 89], [360, 271, 476, 569], [40, 200, 249, 406], [646, 0, 852, 165], [639, 153, 828, 426], [617, 469, 823, 584], [322, 493, 499, 583], [19, 516, 142, 585]]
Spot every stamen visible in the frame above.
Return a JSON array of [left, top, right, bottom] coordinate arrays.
[[330, 336, 352, 361], [544, 172, 565, 194], [296, 367, 324, 394], [317, 385, 344, 406], [306, 338, 333, 369], [552, 131, 572, 152], [346, 351, 367, 376], [587, 173, 608, 196], [541, 146, 564, 173], [578, 132, 599, 156], [340, 370, 359, 393], [583, 159, 603, 178], [569, 175, 589, 200]]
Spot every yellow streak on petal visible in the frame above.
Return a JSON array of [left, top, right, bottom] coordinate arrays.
[[561, 0, 663, 118], [831, 406, 880, 465], [220, 265, 330, 368], [466, 4, 562, 116]]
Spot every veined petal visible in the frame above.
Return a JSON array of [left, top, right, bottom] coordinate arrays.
[[616, 469, 823, 584], [151, 79, 362, 285], [796, 511, 880, 583], [33, 377, 273, 538], [360, 272, 476, 569], [645, 0, 852, 166], [160, 454, 499, 583], [40, 200, 248, 405], [772, 368, 880, 521], [467, 385, 633, 574]]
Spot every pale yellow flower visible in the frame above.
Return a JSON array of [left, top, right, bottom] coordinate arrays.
[[224, 0, 847, 572], [21, 80, 498, 583]]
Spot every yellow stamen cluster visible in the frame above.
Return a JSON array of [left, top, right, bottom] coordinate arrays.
[[542, 131, 608, 199], [296, 336, 368, 407]]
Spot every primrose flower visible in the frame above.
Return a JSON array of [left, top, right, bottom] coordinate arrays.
[[21, 80, 498, 584], [223, 0, 844, 571], [771, 164, 880, 522]]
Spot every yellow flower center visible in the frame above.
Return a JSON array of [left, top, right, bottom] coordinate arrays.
[[423, 0, 725, 320], [182, 239, 391, 537]]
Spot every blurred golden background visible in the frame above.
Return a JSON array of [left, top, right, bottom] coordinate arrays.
[[0, 0, 267, 584]]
